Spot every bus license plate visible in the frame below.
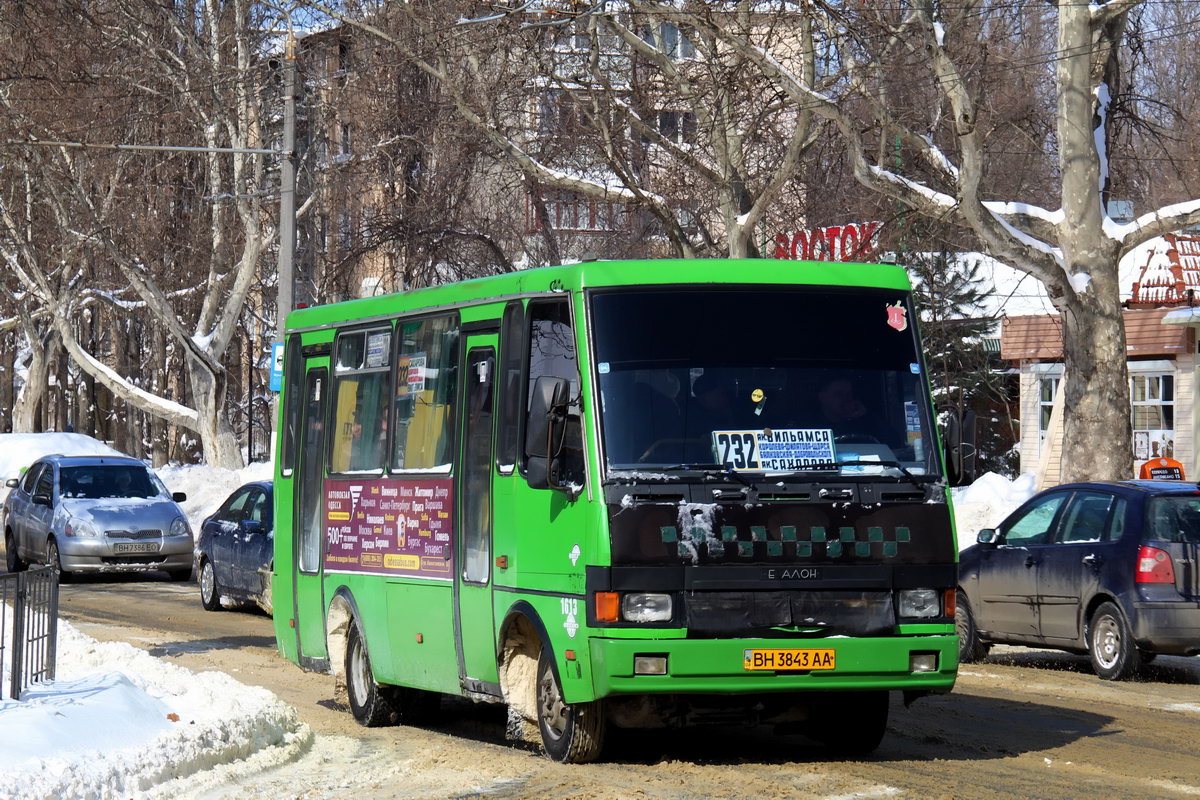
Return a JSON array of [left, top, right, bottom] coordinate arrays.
[[743, 648, 835, 671], [114, 542, 160, 554]]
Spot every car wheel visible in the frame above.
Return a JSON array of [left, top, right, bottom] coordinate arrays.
[[5, 530, 27, 572], [46, 538, 71, 584], [199, 559, 223, 611], [815, 691, 890, 756], [1088, 601, 1139, 680], [346, 621, 399, 727], [955, 590, 990, 663], [536, 647, 606, 763]]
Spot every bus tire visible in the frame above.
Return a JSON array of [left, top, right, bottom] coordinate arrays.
[[816, 691, 889, 756], [345, 622, 398, 727], [955, 590, 990, 663], [536, 648, 605, 763]]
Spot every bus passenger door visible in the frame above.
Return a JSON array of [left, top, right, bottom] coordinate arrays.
[[294, 367, 330, 669], [455, 337, 500, 693]]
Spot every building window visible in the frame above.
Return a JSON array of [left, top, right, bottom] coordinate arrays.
[[656, 110, 697, 144], [527, 189, 629, 233], [642, 22, 695, 60], [1039, 376, 1059, 444], [1132, 373, 1174, 460]]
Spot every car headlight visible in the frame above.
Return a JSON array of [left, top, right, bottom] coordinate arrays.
[[65, 519, 98, 538], [170, 516, 190, 538], [897, 588, 940, 618], [621, 593, 673, 623]]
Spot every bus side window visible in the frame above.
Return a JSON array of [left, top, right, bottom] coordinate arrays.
[[280, 336, 303, 476], [526, 298, 584, 487], [392, 313, 459, 471], [330, 327, 392, 473], [496, 300, 525, 475]]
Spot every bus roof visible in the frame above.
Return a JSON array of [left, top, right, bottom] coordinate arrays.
[[284, 258, 912, 333]]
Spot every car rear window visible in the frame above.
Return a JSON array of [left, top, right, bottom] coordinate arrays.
[[1145, 496, 1200, 544], [60, 465, 161, 500]]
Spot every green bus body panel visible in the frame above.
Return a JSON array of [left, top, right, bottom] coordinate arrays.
[[273, 258, 956, 708], [589, 635, 958, 696], [282, 259, 913, 333], [379, 579, 459, 694]]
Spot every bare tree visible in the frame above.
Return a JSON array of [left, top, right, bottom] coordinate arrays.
[[656, 0, 1200, 482], [0, 0, 285, 467]]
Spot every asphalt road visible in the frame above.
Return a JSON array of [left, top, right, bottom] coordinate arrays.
[[25, 570, 1200, 799]]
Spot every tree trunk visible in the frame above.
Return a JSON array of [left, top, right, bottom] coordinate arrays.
[[151, 328, 168, 467], [187, 358, 243, 469], [14, 329, 50, 433], [1058, 282, 1132, 482], [1, 339, 14, 432]]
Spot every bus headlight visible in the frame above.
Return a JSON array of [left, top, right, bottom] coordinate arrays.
[[898, 589, 940, 618], [621, 593, 673, 623]]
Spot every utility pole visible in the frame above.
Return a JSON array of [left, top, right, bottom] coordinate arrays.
[[277, 32, 298, 344]]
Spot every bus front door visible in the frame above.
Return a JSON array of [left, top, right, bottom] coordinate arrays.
[[456, 338, 500, 694], [294, 366, 330, 669]]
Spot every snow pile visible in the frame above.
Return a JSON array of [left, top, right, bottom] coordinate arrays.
[[0, 432, 124, 483], [951, 471, 1037, 550], [0, 616, 309, 800]]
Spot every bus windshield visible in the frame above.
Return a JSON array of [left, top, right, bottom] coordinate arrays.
[[590, 287, 940, 477]]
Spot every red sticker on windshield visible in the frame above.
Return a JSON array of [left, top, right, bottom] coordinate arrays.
[[886, 302, 908, 332]]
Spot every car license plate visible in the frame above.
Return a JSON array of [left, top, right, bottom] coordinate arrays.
[[113, 542, 160, 554], [743, 648, 836, 671]]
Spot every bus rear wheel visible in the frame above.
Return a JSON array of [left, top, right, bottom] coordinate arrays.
[[536, 649, 605, 763], [346, 622, 398, 727]]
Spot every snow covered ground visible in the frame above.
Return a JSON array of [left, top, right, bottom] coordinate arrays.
[[0, 433, 1036, 799], [0, 616, 309, 800]]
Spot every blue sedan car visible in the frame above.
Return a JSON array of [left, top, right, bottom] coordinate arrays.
[[196, 481, 273, 614], [957, 480, 1200, 680]]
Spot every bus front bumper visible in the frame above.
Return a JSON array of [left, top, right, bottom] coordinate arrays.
[[589, 634, 958, 696]]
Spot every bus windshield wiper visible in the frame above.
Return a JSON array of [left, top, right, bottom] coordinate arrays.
[[660, 463, 758, 491], [795, 460, 932, 493]]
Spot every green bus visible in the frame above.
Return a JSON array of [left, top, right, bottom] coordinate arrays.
[[272, 258, 959, 762]]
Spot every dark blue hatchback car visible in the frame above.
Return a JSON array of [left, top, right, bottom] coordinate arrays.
[[195, 481, 273, 614], [957, 480, 1200, 680]]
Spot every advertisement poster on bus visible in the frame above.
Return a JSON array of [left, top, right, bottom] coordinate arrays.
[[322, 477, 453, 579]]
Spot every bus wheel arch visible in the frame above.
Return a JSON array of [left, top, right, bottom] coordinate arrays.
[[497, 606, 547, 743], [497, 602, 605, 762], [326, 590, 359, 696]]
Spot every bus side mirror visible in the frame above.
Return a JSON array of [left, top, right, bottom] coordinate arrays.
[[942, 410, 977, 487], [525, 376, 570, 491]]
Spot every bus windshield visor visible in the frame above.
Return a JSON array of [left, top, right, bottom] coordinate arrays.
[[590, 287, 940, 477]]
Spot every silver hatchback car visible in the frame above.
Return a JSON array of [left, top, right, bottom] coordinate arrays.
[[3, 454, 194, 581]]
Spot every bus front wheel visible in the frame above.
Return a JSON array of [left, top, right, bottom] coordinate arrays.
[[346, 622, 398, 727], [536, 649, 605, 763]]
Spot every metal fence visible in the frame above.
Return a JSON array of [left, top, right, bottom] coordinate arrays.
[[1, 566, 59, 700]]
